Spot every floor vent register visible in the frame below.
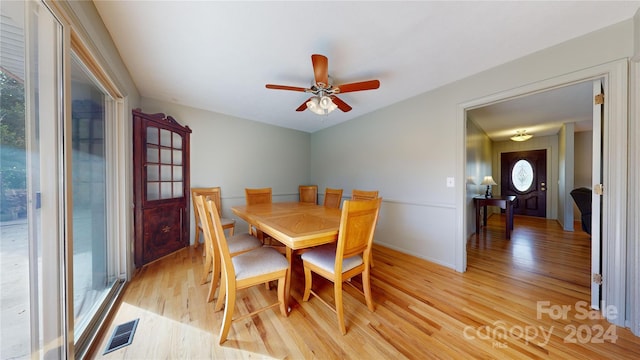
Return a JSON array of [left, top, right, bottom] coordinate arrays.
[[103, 318, 139, 355]]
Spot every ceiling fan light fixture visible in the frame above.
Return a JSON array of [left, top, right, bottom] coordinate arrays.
[[320, 96, 338, 112], [306, 97, 320, 114], [319, 95, 332, 109], [307, 95, 337, 115], [510, 130, 533, 142]]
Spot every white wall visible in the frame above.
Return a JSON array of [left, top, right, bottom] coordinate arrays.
[[311, 19, 634, 270], [311, 91, 460, 268], [558, 123, 575, 230], [573, 131, 593, 188], [465, 120, 492, 237], [140, 98, 311, 239], [573, 131, 593, 219]]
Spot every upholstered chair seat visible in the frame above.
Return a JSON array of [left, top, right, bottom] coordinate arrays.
[[300, 244, 363, 274], [232, 247, 289, 281], [226, 233, 262, 255]]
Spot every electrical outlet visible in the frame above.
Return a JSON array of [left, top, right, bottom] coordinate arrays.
[[446, 177, 455, 188]]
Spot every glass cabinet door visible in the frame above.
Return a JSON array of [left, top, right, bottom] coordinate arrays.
[[145, 126, 184, 201]]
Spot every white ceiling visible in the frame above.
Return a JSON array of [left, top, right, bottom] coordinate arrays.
[[93, 1, 640, 134]]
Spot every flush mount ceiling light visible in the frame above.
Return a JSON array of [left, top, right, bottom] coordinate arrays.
[[510, 130, 533, 142]]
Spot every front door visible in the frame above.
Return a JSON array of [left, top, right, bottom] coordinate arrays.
[[501, 149, 547, 217]]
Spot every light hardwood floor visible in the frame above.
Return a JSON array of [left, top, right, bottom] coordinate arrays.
[[90, 215, 640, 359]]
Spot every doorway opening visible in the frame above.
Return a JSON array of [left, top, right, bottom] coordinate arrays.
[[463, 77, 603, 311], [458, 59, 628, 328]]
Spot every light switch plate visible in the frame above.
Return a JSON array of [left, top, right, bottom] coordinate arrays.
[[446, 177, 455, 188]]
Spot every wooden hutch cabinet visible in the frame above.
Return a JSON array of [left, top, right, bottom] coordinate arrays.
[[133, 109, 191, 267]]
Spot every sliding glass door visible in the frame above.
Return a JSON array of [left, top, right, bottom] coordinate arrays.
[[70, 55, 119, 347], [1, 1, 65, 358], [1, 1, 126, 357]]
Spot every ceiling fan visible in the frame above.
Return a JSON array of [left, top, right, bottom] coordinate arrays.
[[265, 54, 380, 115]]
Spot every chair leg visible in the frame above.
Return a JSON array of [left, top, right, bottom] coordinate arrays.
[[228, 225, 235, 237], [218, 282, 236, 344], [201, 247, 212, 285], [193, 224, 200, 249], [335, 280, 346, 335], [207, 254, 221, 303], [277, 276, 287, 316], [215, 271, 226, 312], [302, 265, 312, 301], [207, 277, 217, 303], [362, 267, 375, 311]]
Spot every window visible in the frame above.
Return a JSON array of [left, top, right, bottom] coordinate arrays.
[[511, 159, 534, 192]]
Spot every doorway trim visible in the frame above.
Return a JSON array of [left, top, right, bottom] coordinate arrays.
[[629, 59, 640, 335], [456, 59, 628, 327]]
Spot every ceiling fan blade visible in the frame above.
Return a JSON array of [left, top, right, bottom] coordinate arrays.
[[331, 96, 352, 112], [266, 84, 308, 92], [296, 98, 312, 111], [311, 54, 328, 87], [335, 80, 380, 94]]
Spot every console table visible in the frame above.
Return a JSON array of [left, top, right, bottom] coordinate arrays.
[[474, 195, 516, 239]]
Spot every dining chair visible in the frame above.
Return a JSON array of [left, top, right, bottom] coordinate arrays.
[[323, 187, 343, 208], [244, 187, 272, 236], [244, 187, 282, 249], [351, 189, 379, 201], [351, 189, 380, 267], [207, 198, 289, 344], [191, 187, 236, 250], [299, 185, 318, 204], [244, 187, 272, 205], [301, 197, 382, 335], [193, 194, 262, 296]]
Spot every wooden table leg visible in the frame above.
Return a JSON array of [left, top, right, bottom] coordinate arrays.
[[506, 202, 512, 239], [285, 247, 293, 313], [483, 205, 488, 226], [475, 201, 481, 235]]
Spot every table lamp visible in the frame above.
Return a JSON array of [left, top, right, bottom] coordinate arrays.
[[481, 176, 497, 198]]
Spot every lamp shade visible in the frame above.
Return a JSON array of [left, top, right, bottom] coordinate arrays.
[[480, 176, 497, 186]]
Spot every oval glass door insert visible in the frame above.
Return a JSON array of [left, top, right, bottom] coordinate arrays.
[[512, 159, 534, 192]]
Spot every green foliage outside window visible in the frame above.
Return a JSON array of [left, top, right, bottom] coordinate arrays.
[[0, 70, 27, 219]]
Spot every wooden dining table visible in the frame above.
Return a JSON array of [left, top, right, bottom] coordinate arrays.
[[231, 202, 342, 310]]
